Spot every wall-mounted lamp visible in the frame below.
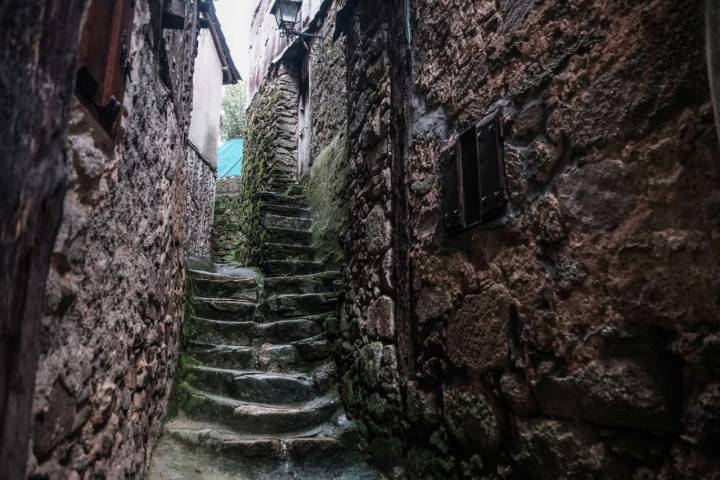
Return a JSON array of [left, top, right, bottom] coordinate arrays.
[[271, 0, 322, 40]]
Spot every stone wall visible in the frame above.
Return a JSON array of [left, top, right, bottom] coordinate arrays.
[[212, 176, 244, 261], [0, 1, 87, 476], [227, 65, 299, 265], [29, 2, 199, 478], [332, 0, 407, 474], [302, 0, 350, 268], [334, 0, 720, 478], [185, 144, 216, 257]]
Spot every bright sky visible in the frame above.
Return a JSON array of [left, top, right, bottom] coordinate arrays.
[[214, 0, 261, 80]]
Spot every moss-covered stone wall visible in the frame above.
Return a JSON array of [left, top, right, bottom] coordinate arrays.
[[219, 66, 298, 264], [212, 177, 244, 261], [300, 0, 350, 268]]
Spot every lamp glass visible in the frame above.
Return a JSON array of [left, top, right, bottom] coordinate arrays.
[[272, 0, 302, 29]]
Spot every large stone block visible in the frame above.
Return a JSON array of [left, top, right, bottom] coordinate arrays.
[[446, 287, 515, 372]]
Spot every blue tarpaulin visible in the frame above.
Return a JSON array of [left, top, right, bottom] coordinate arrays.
[[217, 139, 243, 178]]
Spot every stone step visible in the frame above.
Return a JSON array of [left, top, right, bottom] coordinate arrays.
[[187, 341, 332, 371], [264, 259, 324, 276], [294, 334, 333, 362], [161, 413, 369, 464], [263, 271, 341, 295], [189, 274, 258, 301], [191, 317, 323, 345], [187, 366, 320, 403], [259, 202, 312, 218], [263, 213, 312, 231], [265, 242, 315, 262], [265, 226, 312, 245], [255, 191, 306, 208], [163, 417, 348, 462], [260, 293, 339, 319], [186, 342, 255, 370], [149, 431, 381, 480], [180, 387, 340, 434], [257, 341, 331, 369], [285, 184, 305, 197], [192, 298, 258, 321]]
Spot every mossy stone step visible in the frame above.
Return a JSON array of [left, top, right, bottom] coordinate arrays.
[[191, 317, 323, 345], [264, 260, 324, 276], [180, 386, 340, 435], [187, 366, 320, 404]]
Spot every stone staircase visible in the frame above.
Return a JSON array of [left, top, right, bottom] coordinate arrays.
[[149, 191, 380, 479]]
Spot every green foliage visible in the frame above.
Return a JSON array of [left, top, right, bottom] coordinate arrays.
[[220, 82, 247, 141]]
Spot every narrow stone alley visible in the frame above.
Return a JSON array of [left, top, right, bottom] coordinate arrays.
[[149, 185, 380, 479], [2, 0, 720, 479]]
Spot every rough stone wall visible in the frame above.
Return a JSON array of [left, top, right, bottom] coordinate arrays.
[[212, 176, 245, 261], [29, 2, 199, 478], [302, 1, 350, 268], [185, 145, 216, 257], [332, 0, 408, 474], [228, 66, 299, 264], [337, 0, 720, 478], [309, 3, 347, 162], [0, 1, 88, 477]]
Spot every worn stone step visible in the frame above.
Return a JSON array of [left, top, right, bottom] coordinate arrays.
[[180, 387, 340, 434], [285, 184, 305, 197], [263, 271, 341, 295], [257, 343, 331, 370], [255, 191, 306, 208], [294, 334, 332, 362], [265, 242, 315, 262], [186, 342, 255, 370], [191, 317, 323, 345], [192, 298, 258, 321], [260, 293, 339, 319], [149, 432, 381, 480], [186, 341, 332, 372], [187, 366, 320, 403], [263, 213, 312, 231], [264, 259, 324, 276], [189, 274, 258, 301], [265, 226, 312, 245], [163, 417, 348, 462], [259, 202, 312, 218]]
